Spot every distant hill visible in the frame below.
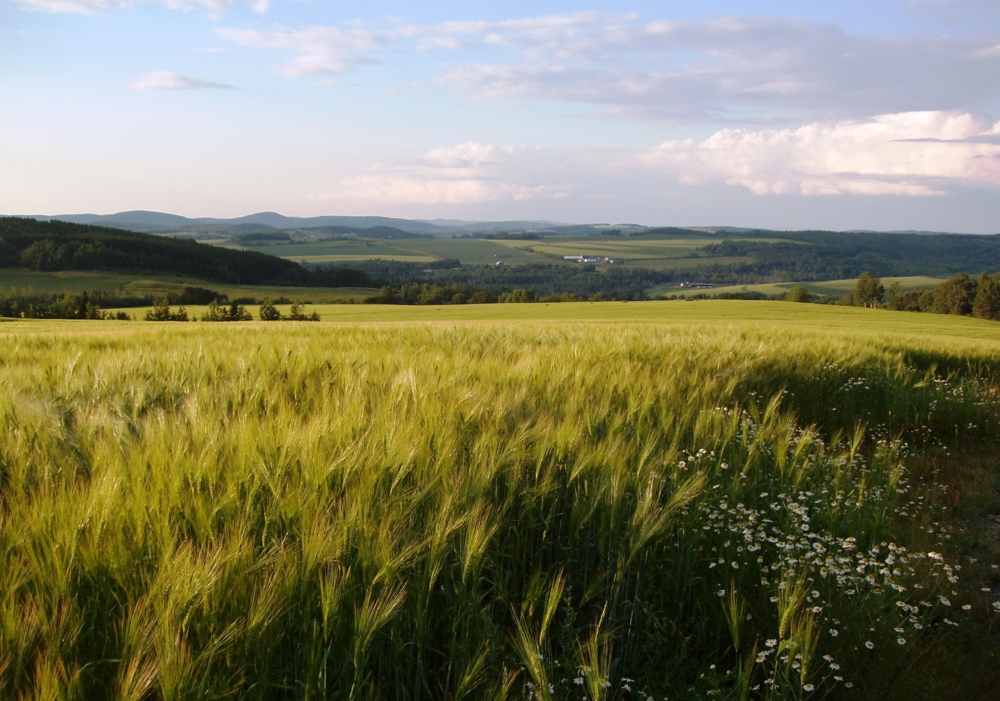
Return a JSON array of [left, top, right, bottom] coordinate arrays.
[[280, 225, 432, 240], [0, 217, 372, 288], [27, 211, 453, 236], [20, 211, 653, 237]]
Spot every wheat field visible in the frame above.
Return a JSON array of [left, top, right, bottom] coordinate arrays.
[[1, 306, 998, 700]]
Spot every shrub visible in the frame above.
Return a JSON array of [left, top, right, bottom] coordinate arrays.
[[145, 298, 189, 321], [785, 285, 812, 303], [201, 301, 252, 322], [258, 299, 283, 321], [287, 302, 319, 321]]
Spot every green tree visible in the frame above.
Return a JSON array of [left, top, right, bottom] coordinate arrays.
[[785, 285, 812, 303], [933, 273, 977, 315], [145, 298, 173, 321], [259, 299, 283, 321], [201, 301, 252, 322], [288, 303, 320, 321], [21, 240, 69, 271], [885, 282, 904, 310], [0, 238, 17, 267], [854, 272, 884, 308], [973, 272, 1000, 320], [499, 289, 537, 303]]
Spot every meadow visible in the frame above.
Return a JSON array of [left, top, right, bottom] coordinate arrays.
[[1, 302, 998, 701], [218, 235, 759, 271], [650, 278, 945, 299], [0, 270, 379, 304]]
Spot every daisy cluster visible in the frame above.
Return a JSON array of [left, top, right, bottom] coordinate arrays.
[[680, 416, 974, 696]]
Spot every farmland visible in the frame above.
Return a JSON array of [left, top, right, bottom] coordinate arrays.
[[652, 276, 946, 299], [1, 302, 998, 700], [216, 234, 754, 270]]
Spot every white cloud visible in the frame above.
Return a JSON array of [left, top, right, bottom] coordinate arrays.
[[643, 111, 1000, 196], [15, 0, 125, 13], [340, 143, 565, 204], [217, 26, 384, 77], [425, 14, 1000, 122], [212, 13, 1000, 123], [16, 0, 253, 14], [130, 71, 234, 91]]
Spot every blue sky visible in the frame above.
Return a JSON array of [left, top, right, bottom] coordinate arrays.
[[2, 0, 999, 230]]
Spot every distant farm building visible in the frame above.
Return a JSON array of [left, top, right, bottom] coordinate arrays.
[[679, 282, 715, 289], [563, 255, 622, 264]]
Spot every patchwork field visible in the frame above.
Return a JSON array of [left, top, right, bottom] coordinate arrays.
[[220, 234, 768, 270], [1, 303, 998, 700]]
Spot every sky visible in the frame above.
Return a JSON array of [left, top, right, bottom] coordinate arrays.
[[2, 0, 1000, 231]]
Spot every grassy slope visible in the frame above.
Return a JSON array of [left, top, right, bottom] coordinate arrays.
[[0, 269, 378, 303], [650, 276, 945, 298], [2, 304, 998, 700]]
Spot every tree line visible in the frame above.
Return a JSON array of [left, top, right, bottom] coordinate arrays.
[[146, 299, 321, 322], [700, 231, 1000, 281], [781, 271, 1000, 320], [363, 282, 638, 305]]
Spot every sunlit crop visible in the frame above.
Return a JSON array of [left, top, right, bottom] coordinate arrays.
[[0, 312, 997, 700]]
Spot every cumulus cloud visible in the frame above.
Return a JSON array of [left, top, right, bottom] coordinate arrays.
[[340, 143, 565, 204], [130, 71, 234, 91], [643, 111, 1000, 196]]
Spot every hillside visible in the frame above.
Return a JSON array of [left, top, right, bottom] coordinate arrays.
[[0, 217, 372, 288]]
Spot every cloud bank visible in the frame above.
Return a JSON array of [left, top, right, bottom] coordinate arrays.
[[648, 111, 1000, 196], [213, 14, 1000, 124], [339, 113, 1000, 204], [340, 143, 567, 204]]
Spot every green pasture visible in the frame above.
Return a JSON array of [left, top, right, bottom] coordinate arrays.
[[0, 269, 378, 303], [2, 305, 998, 700], [0, 269, 141, 293], [651, 276, 946, 298]]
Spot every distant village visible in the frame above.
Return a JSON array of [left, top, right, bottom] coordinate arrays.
[[562, 255, 623, 264]]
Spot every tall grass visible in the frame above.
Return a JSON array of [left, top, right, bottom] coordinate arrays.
[[0, 320, 997, 700]]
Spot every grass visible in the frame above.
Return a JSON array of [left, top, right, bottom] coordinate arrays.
[[0, 269, 379, 303], [1, 303, 999, 700], [109, 300, 1000, 345], [651, 277, 945, 299]]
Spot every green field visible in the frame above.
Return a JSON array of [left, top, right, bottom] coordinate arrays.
[[2, 304, 998, 700], [221, 234, 771, 270], [0, 269, 379, 303], [651, 276, 946, 298]]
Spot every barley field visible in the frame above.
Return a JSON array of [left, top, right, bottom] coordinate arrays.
[[1, 304, 999, 700]]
